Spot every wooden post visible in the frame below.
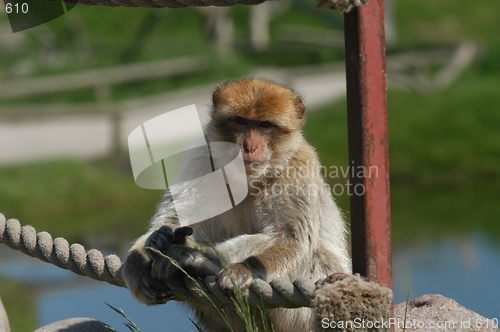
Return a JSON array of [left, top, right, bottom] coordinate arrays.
[[344, 0, 393, 289]]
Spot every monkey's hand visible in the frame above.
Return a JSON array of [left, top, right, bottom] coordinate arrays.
[[122, 226, 193, 305], [146, 226, 194, 279], [216, 263, 253, 293], [121, 250, 174, 305], [147, 226, 221, 282], [145, 225, 193, 254]]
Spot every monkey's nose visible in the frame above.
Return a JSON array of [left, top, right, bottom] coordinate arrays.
[[244, 144, 258, 154]]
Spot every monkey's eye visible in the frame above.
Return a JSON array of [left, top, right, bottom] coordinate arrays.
[[259, 121, 273, 128], [234, 117, 247, 125]]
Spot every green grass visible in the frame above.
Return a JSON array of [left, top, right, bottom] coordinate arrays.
[[0, 159, 161, 242], [390, 182, 500, 245], [389, 74, 500, 184], [395, 0, 500, 45], [0, 276, 36, 332], [305, 69, 500, 185]]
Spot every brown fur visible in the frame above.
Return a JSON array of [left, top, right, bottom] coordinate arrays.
[[212, 78, 305, 133]]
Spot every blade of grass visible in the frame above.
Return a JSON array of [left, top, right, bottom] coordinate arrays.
[[105, 302, 143, 332]]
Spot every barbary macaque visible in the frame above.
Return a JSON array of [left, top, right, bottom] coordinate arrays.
[[122, 78, 351, 332]]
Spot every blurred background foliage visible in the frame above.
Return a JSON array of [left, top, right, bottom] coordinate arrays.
[[0, 0, 499, 330]]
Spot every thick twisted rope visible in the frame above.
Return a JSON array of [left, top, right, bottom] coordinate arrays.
[[44, 0, 267, 8], [40, 0, 368, 11], [166, 274, 316, 308], [0, 214, 319, 308], [0, 214, 124, 287]]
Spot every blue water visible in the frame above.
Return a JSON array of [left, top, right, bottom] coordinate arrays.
[[39, 281, 196, 332], [1, 233, 499, 330], [0, 249, 196, 331], [393, 233, 500, 320]]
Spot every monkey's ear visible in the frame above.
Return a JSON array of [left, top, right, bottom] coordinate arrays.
[[295, 97, 305, 119], [212, 85, 223, 110]]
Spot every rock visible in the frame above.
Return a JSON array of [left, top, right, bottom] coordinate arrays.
[[313, 274, 393, 331], [0, 296, 11, 332], [394, 294, 499, 332], [34, 318, 113, 332]]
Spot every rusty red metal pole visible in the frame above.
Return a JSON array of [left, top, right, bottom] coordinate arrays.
[[343, 0, 392, 289]]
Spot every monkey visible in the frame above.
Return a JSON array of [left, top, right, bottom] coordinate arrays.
[[121, 78, 352, 332]]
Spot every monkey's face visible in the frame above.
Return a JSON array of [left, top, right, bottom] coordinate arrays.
[[208, 78, 306, 177], [230, 115, 276, 173]]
